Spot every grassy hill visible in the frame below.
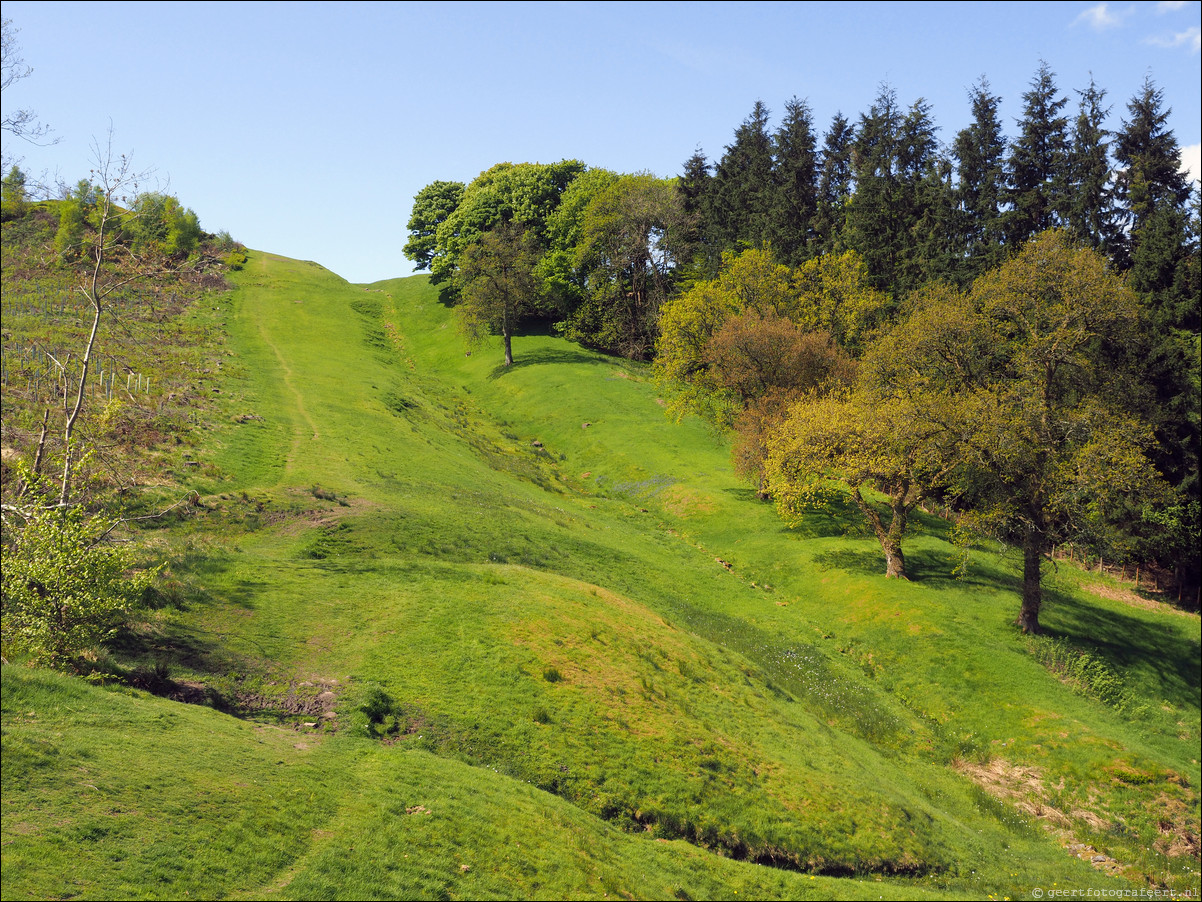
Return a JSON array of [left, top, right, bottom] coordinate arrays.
[[2, 248, 1199, 900]]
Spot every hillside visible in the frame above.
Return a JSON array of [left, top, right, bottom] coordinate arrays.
[[2, 248, 1199, 900]]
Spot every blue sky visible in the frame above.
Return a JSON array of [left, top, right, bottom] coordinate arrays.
[[3, 1, 1199, 283]]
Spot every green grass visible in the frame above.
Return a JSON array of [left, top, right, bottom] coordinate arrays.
[[3, 249, 1198, 900]]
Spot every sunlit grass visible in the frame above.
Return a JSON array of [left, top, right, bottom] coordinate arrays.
[[3, 254, 1197, 899]]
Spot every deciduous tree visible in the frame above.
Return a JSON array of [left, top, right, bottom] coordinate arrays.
[[455, 222, 542, 367], [403, 180, 465, 274], [865, 231, 1158, 631], [765, 388, 943, 579], [561, 173, 685, 359]]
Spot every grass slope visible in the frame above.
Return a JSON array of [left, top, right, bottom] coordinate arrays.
[[3, 250, 1198, 900]]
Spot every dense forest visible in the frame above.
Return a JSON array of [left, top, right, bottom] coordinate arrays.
[[404, 65, 1201, 619]]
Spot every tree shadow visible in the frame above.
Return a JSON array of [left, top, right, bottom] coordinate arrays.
[[433, 282, 458, 308], [722, 485, 765, 506], [811, 548, 888, 577], [809, 544, 1016, 593], [1041, 587, 1202, 707], [488, 346, 611, 379]]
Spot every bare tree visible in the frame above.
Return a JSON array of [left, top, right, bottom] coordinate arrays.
[[55, 133, 153, 505], [1, 18, 56, 167]]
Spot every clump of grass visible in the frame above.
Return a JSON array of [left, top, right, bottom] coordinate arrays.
[[542, 665, 563, 683]]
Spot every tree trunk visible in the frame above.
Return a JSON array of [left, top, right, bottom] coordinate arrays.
[[1019, 528, 1043, 633], [883, 539, 907, 579], [502, 302, 513, 366], [852, 485, 909, 580]]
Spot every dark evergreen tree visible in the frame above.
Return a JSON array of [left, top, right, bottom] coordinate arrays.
[[677, 146, 719, 278], [711, 101, 777, 251], [952, 77, 1007, 282], [813, 112, 854, 254], [771, 96, 819, 265], [844, 85, 904, 291], [1065, 77, 1118, 254], [1114, 77, 1193, 264], [846, 87, 948, 295], [1004, 61, 1070, 246], [898, 97, 955, 288], [1114, 80, 1200, 600], [679, 146, 712, 226]]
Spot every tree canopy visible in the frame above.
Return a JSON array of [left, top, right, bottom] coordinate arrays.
[[865, 231, 1158, 630]]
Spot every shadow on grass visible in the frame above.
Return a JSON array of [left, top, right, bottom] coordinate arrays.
[[105, 620, 245, 710], [721, 485, 764, 506], [1041, 587, 1202, 708], [488, 345, 608, 378], [810, 545, 1018, 594]]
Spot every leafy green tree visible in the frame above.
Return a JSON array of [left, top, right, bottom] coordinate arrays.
[[537, 167, 619, 318], [655, 246, 863, 492], [561, 173, 685, 359], [53, 178, 96, 261], [1, 504, 153, 669], [866, 231, 1158, 631], [121, 192, 202, 258], [1, 162, 26, 218], [455, 222, 542, 367], [710, 315, 854, 491], [403, 179, 465, 273], [1004, 62, 1069, 246], [765, 387, 943, 579], [429, 160, 585, 284], [657, 247, 886, 420], [789, 250, 890, 354]]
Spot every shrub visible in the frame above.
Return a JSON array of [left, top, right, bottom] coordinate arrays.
[[1, 507, 155, 669]]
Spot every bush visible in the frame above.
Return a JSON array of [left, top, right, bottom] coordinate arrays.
[[1, 507, 155, 669]]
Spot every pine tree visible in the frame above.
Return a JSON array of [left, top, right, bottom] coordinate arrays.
[[814, 113, 855, 254], [1065, 77, 1118, 254], [1005, 61, 1070, 246], [711, 101, 776, 251], [952, 78, 1007, 282], [677, 146, 718, 278], [898, 98, 955, 289], [844, 85, 904, 291], [1114, 77, 1193, 264], [845, 87, 948, 294], [1113, 79, 1200, 599], [771, 96, 819, 265]]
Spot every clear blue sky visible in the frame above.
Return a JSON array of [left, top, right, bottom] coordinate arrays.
[[4, 1, 1199, 284]]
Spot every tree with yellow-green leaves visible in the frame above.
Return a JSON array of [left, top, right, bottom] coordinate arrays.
[[764, 387, 948, 580], [862, 231, 1159, 630]]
